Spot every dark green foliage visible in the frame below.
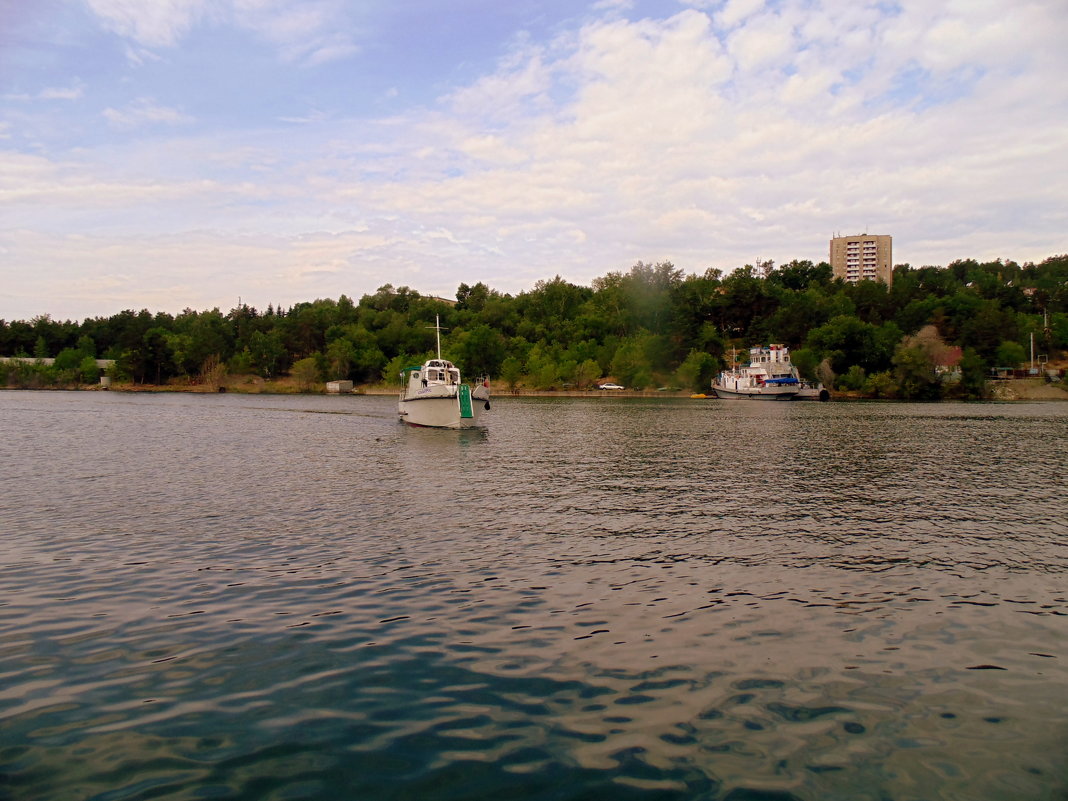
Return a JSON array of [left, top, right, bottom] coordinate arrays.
[[2, 254, 1064, 395], [893, 345, 941, 400], [954, 348, 990, 400], [610, 337, 654, 389], [674, 350, 719, 392]]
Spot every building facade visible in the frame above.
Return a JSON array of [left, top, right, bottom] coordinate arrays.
[[829, 234, 892, 287]]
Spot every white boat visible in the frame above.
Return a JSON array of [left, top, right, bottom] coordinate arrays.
[[794, 381, 831, 402], [712, 344, 801, 400], [397, 318, 490, 428]]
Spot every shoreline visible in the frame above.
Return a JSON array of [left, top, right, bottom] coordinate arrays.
[[4, 378, 1067, 401]]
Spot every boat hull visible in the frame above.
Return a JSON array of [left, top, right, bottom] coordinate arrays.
[[398, 385, 489, 428], [711, 384, 798, 400], [793, 386, 831, 401]]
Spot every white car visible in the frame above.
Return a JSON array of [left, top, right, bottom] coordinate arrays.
[[598, 383, 625, 390]]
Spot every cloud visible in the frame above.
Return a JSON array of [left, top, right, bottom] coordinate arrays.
[[4, 82, 86, 102], [123, 45, 164, 67], [83, 0, 360, 65], [4, 0, 1068, 320], [347, 1, 1068, 277], [715, 0, 765, 29], [84, 0, 213, 47], [0, 226, 421, 319], [102, 98, 194, 129], [442, 43, 554, 124], [39, 83, 86, 100], [592, 0, 634, 11]]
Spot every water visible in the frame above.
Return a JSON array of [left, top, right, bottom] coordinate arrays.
[[1, 390, 1066, 801]]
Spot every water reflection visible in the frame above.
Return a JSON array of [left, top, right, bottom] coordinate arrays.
[[0, 392, 1065, 801]]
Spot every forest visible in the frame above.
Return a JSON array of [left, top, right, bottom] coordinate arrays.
[[3, 255, 1067, 401]]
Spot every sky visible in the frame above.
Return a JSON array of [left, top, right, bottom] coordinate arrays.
[[2, 0, 1067, 322]]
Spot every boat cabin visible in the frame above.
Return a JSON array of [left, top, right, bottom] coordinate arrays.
[[406, 358, 461, 388], [750, 344, 792, 366]]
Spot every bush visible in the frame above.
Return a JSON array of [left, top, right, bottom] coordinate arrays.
[[674, 350, 718, 392], [290, 357, 320, 392], [837, 364, 867, 391], [864, 371, 897, 398], [79, 356, 100, 384]]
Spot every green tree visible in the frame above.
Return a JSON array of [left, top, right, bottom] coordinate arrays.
[[806, 315, 877, 374], [674, 350, 718, 392], [326, 338, 357, 379], [954, 347, 989, 399], [53, 347, 84, 372], [864, 371, 897, 398], [893, 345, 941, 400], [526, 347, 561, 390], [229, 348, 254, 375], [499, 356, 524, 391], [78, 356, 100, 384], [291, 357, 321, 391], [247, 330, 286, 378], [789, 347, 819, 381], [455, 282, 493, 312], [574, 358, 601, 390], [455, 324, 506, 378], [164, 332, 196, 375], [143, 327, 173, 384], [837, 364, 867, 391], [610, 339, 653, 389], [76, 335, 96, 358], [382, 354, 427, 386], [994, 340, 1026, 368]]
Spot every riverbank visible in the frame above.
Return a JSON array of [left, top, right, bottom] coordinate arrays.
[[7, 376, 1067, 400]]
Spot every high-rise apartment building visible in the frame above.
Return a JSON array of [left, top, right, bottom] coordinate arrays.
[[829, 234, 892, 287]]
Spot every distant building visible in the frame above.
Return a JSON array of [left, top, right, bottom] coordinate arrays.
[[830, 234, 892, 287]]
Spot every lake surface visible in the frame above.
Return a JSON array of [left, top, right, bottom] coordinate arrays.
[[1, 390, 1066, 801]]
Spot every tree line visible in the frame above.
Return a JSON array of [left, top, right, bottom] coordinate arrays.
[[3, 255, 1066, 400]]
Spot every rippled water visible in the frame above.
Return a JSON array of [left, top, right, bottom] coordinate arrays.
[[1, 390, 1066, 801]]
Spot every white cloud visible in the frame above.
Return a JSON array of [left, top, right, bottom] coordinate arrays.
[[725, 7, 795, 71], [84, 0, 213, 47], [39, 83, 86, 100], [715, 0, 765, 29], [443, 45, 553, 123], [4, 1, 1068, 319], [123, 45, 164, 67], [234, 0, 360, 64], [83, 0, 359, 65], [102, 98, 194, 129], [0, 227, 409, 319], [4, 82, 86, 102]]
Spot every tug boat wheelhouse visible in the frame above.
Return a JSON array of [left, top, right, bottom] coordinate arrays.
[[711, 344, 801, 400], [397, 318, 490, 428]]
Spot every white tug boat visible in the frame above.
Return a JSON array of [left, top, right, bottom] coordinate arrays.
[[794, 380, 831, 402], [397, 318, 490, 428], [712, 344, 802, 400]]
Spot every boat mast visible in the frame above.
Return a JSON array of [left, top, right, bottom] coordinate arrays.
[[428, 314, 447, 360]]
